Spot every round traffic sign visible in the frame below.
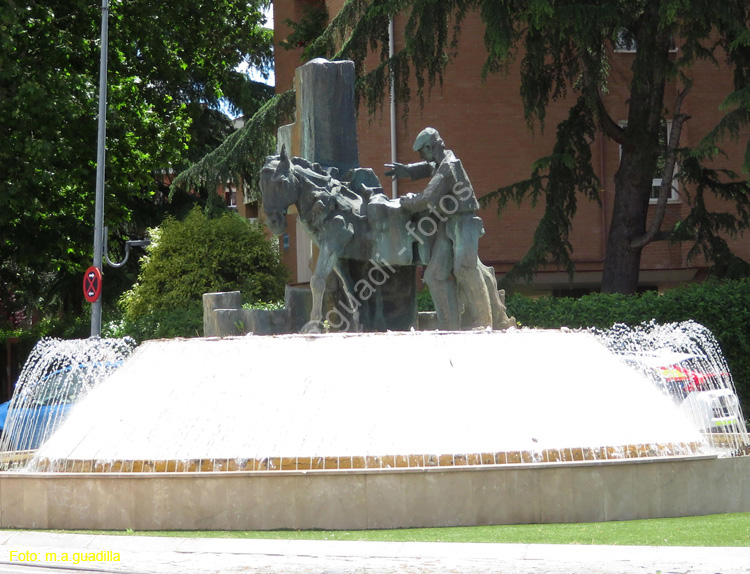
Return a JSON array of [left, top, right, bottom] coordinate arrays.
[[83, 266, 103, 303]]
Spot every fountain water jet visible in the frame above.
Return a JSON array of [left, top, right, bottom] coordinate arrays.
[[0, 337, 135, 460], [26, 329, 712, 472], [0, 325, 748, 531], [594, 320, 749, 452]]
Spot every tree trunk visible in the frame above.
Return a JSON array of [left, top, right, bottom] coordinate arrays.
[[600, 6, 672, 294], [601, 162, 652, 293]]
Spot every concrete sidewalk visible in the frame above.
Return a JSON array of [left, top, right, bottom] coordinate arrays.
[[0, 530, 746, 574]]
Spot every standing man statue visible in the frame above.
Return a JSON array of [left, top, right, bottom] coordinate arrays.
[[386, 127, 508, 330]]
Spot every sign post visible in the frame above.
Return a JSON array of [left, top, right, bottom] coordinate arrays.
[[90, 0, 109, 337]]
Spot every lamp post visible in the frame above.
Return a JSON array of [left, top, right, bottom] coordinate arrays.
[[90, 0, 109, 337]]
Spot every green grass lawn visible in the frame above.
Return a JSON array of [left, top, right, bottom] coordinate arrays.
[[57, 513, 750, 546]]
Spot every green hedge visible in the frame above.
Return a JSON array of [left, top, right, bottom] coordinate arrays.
[[506, 279, 750, 414], [103, 302, 204, 342]]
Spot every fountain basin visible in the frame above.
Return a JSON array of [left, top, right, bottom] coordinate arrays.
[[2, 328, 747, 531], [1, 454, 749, 530]]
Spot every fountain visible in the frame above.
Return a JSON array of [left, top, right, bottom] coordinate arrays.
[[594, 320, 748, 450], [0, 322, 747, 530], [0, 58, 747, 531]]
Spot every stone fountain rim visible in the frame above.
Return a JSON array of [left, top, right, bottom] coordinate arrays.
[[3, 452, 723, 479]]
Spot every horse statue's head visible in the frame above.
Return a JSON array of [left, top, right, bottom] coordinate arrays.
[[259, 145, 298, 235]]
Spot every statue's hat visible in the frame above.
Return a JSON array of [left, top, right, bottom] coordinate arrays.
[[413, 127, 440, 152]]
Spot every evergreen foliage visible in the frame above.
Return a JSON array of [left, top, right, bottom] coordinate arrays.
[[302, 0, 750, 292], [120, 207, 288, 338], [173, 90, 296, 203], [280, 0, 330, 58], [0, 0, 274, 320], [481, 98, 601, 283]]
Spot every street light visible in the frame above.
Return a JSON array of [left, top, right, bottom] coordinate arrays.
[[104, 227, 151, 268], [88, 0, 153, 336]]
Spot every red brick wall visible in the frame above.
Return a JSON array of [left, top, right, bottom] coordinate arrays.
[[274, 2, 750, 290]]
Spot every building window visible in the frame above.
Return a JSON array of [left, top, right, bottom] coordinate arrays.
[[614, 28, 678, 54], [649, 178, 679, 203], [226, 185, 237, 210], [282, 233, 290, 250], [619, 120, 680, 204], [614, 29, 637, 53]]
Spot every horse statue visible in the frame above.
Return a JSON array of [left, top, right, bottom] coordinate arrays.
[[259, 146, 514, 333]]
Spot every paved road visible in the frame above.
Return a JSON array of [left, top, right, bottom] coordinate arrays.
[[0, 531, 746, 574]]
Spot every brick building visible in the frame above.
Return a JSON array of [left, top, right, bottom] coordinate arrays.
[[270, 0, 750, 295]]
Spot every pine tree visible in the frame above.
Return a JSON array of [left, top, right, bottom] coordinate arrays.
[[301, 0, 750, 293]]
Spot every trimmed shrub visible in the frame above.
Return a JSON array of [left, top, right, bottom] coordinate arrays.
[[103, 302, 204, 341], [120, 207, 288, 339]]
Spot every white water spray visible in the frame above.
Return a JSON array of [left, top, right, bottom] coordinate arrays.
[[25, 328, 714, 471]]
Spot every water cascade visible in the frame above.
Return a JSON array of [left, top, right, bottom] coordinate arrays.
[[21, 327, 726, 473], [0, 337, 135, 463], [594, 320, 749, 453]]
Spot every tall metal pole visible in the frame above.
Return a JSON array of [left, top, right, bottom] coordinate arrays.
[[388, 16, 398, 199], [91, 0, 109, 337]]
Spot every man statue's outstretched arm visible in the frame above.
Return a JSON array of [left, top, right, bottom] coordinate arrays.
[[384, 161, 435, 181]]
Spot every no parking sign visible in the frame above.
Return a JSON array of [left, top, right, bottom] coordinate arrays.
[[83, 266, 103, 303]]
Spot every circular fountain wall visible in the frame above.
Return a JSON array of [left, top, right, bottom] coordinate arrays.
[[1, 328, 748, 531]]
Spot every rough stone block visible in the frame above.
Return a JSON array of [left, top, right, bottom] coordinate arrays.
[[239, 308, 287, 336], [418, 312, 439, 330], [214, 309, 241, 337], [295, 58, 358, 173], [284, 285, 312, 332], [203, 292, 241, 337]]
